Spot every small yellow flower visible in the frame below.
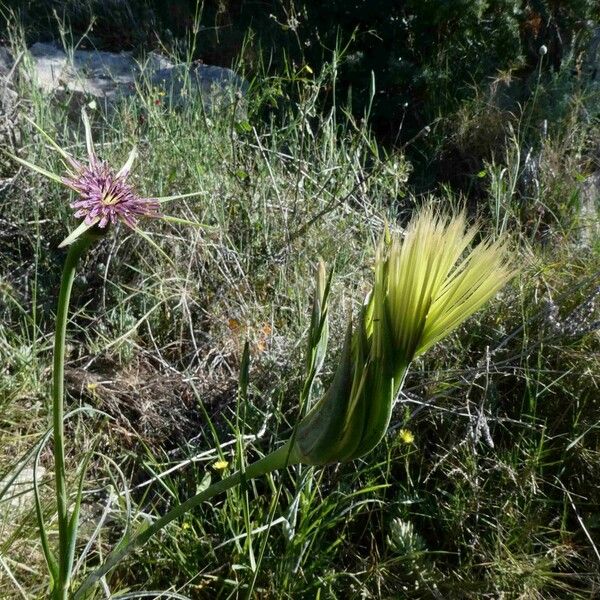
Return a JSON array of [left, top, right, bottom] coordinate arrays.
[[182, 522, 191, 530], [86, 382, 100, 398], [212, 460, 229, 471], [398, 429, 415, 445]]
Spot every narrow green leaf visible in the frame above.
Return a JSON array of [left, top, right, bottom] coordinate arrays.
[[161, 215, 214, 229], [33, 431, 59, 585], [21, 114, 80, 169], [81, 108, 97, 163], [134, 228, 175, 266], [8, 153, 72, 188], [58, 219, 99, 248], [116, 145, 138, 179], [239, 341, 250, 402], [64, 448, 95, 587], [155, 191, 206, 204]]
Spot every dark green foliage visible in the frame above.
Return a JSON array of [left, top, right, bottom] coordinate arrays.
[[301, 1, 523, 130], [4, 1, 600, 143]]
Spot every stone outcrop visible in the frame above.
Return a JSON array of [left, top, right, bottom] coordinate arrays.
[[19, 42, 247, 112]]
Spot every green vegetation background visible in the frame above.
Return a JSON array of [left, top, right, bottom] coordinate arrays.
[[1, 1, 599, 598]]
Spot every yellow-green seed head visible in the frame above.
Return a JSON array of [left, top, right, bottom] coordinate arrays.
[[291, 209, 515, 465]]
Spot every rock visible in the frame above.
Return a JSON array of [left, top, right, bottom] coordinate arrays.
[[0, 46, 13, 78], [150, 62, 248, 111], [0, 46, 20, 177], [578, 172, 600, 246], [0, 46, 18, 109], [20, 42, 246, 113], [27, 42, 138, 104]]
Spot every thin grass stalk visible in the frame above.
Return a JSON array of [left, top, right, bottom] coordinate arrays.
[[73, 442, 295, 598]]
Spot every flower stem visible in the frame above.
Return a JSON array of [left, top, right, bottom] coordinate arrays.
[[74, 442, 298, 599], [52, 233, 95, 600]]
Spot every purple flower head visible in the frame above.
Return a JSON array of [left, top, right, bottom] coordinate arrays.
[[60, 109, 160, 237], [66, 158, 160, 229], [11, 109, 204, 248]]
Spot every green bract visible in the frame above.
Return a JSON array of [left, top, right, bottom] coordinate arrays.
[[292, 209, 515, 465]]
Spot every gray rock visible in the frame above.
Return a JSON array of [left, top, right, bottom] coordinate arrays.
[[21, 42, 246, 113], [0, 46, 20, 173], [150, 62, 248, 110], [0, 46, 13, 78], [0, 46, 18, 105], [578, 172, 600, 246], [27, 42, 139, 106], [0, 467, 46, 522]]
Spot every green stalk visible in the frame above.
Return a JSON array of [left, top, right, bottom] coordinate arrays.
[[52, 233, 95, 600], [74, 442, 298, 598]]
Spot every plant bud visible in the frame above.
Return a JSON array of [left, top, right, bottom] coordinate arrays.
[[290, 209, 515, 465]]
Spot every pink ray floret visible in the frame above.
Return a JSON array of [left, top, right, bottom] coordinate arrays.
[[65, 160, 160, 229]]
